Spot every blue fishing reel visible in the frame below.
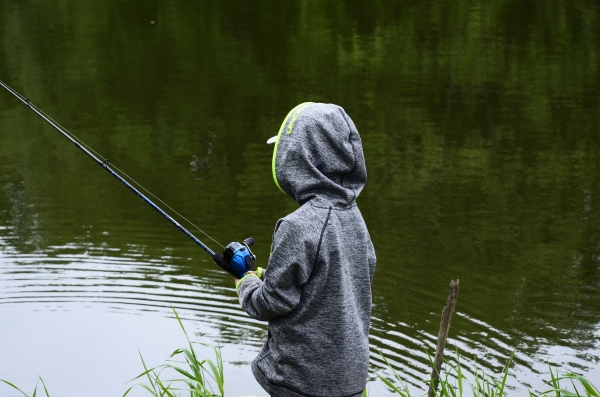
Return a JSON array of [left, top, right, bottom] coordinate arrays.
[[213, 237, 256, 279]]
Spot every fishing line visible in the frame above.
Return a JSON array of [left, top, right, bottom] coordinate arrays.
[[0, 79, 224, 253], [108, 163, 224, 248], [24, 94, 223, 248]]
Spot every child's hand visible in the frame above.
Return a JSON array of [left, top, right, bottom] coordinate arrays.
[[234, 271, 258, 285]]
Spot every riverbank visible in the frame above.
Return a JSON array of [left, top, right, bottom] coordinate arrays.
[[3, 307, 598, 397]]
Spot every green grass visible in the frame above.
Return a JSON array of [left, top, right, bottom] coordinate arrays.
[[531, 367, 600, 397], [3, 314, 599, 397], [122, 308, 225, 397], [374, 348, 600, 397], [1, 377, 50, 397]]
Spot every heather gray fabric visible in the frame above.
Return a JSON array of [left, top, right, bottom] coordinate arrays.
[[237, 103, 376, 397]]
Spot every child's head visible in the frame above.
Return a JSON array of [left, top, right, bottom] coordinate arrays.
[[267, 103, 367, 206]]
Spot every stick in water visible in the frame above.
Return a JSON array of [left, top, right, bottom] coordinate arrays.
[[428, 279, 460, 397]]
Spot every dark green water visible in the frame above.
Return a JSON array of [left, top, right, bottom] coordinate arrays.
[[1, 1, 599, 396]]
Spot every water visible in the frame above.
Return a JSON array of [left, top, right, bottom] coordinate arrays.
[[1, 1, 600, 396]]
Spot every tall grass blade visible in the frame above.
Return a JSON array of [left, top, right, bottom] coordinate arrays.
[[39, 377, 50, 397], [569, 378, 582, 397], [141, 351, 159, 395], [548, 365, 562, 397], [122, 386, 134, 397], [455, 349, 464, 397], [377, 349, 403, 383], [558, 374, 600, 397], [375, 373, 410, 396], [152, 376, 178, 397], [496, 352, 514, 397], [375, 349, 412, 396], [199, 342, 224, 394], [1, 379, 33, 397]]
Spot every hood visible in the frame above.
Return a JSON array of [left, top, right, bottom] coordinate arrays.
[[272, 103, 367, 207]]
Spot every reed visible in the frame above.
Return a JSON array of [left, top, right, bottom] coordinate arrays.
[[375, 348, 599, 397], [3, 315, 598, 397], [1, 377, 50, 397], [530, 367, 600, 397], [123, 308, 225, 397]]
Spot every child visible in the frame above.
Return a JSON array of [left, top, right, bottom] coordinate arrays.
[[235, 102, 376, 397]]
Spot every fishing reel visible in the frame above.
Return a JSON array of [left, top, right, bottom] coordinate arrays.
[[212, 237, 256, 279]]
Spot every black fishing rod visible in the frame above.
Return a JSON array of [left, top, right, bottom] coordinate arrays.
[[0, 80, 256, 278]]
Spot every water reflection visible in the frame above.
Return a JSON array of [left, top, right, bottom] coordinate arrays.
[[3, 179, 42, 252], [1, 0, 600, 395]]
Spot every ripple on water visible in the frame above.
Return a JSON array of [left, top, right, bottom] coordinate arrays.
[[2, 238, 600, 395], [0, 243, 267, 347]]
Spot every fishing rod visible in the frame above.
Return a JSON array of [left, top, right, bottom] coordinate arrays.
[[0, 80, 255, 279]]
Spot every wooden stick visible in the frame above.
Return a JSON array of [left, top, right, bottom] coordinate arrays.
[[428, 279, 460, 397]]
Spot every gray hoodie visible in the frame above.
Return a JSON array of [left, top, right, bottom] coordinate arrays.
[[237, 103, 376, 397]]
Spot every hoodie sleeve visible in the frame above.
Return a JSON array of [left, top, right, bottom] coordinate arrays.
[[236, 219, 315, 321]]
